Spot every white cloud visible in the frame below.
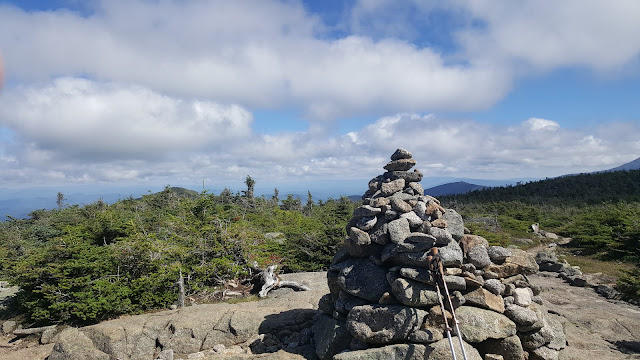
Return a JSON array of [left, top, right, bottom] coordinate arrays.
[[456, 0, 640, 71], [0, 78, 253, 160], [1, 106, 639, 187], [0, 1, 511, 120], [0, 1, 639, 189], [526, 118, 560, 131]]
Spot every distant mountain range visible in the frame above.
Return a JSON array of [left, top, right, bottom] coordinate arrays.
[[604, 156, 640, 172], [2, 156, 639, 218], [426, 156, 640, 197], [423, 181, 488, 196]]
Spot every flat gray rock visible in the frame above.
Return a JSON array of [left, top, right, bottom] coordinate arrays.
[[467, 246, 491, 269], [455, 306, 516, 343], [346, 305, 427, 344], [388, 218, 411, 244], [336, 258, 392, 302], [381, 179, 406, 196], [429, 227, 454, 245], [389, 275, 440, 307], [438, 240, 463, 267], [314, 314, 352, 360], [390, 148, 413, 160], [442, 209, 465, 240]]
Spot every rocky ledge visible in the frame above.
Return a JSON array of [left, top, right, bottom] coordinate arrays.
[[47, 272, 327, 360]]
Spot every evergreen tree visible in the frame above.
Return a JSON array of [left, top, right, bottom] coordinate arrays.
[[243, 175, 255, 199]]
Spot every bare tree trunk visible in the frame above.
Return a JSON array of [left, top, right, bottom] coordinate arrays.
[[177, 269, 185, 308], [251, 265, 311, 297]]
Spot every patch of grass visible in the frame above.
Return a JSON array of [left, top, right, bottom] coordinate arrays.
[[557, 250, 635, 279], [225, 295, 260, 304]]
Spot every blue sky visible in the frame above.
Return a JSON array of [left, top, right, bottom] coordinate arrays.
[[0, 0, 639, 197]]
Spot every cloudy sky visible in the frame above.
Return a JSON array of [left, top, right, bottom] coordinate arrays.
[[0, 0, 639, 195]]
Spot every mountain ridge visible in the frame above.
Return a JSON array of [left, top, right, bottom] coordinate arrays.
[[604, 156, 640, 172]]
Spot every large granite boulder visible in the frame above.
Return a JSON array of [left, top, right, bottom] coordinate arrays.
[[455, 306, 517, 343], [314, 314, 352, 360], [346, 305, 427, 344], [334, 258, 392, 302]]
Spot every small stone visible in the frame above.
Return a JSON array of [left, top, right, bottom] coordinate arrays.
[[545, 314, 567, 351], [384, 158, 417, 171], [477, 336, 524, 360], [485, 355, 504, 360], [443, 209, 465, 240], [429, 227, 454, 245], [504, 304, 543, 332], [156, 349, 174, 360], [484, 279, 505, 295], [425, 201, 445, 218], [2, 320, 16, 335], [187, 352, 205, 359], [462, 263, 476, 272], [513, 288, 532, 307], [520, 321, 554, 350], [369, 219, 390, 245], [405, 232, 436, 245], [335, 258, 393, 302], [408, 328, 443, 343], [503, 284, 516, 296], [353, 205, 382, 218], [41, 326, 58, 344], [370, 197, 390, 208], [464, 276, 484, 289], [385, 209, 399, 220], [389, 275, 440, 307], [459, 235, 489, 252], [409, 182, 424, 195], [391, 198, 413, 213], [386, 170, 423, 182], [400, 211, 424, 227], [391, 148, 412, 160], [443, 275, 466, 291], [438, 239, 464, 267], [487, 246, 512, 264], [414, 202, 428, 219], [349, 227, 371, 246], [388, 218, 411, 244], [467, 246, 492, 269], [417, 221, 432, 233], [431, 218, 448, 228], [381, 179, 406, 196], [464, 287, 505, 313], [531, 346, 559, 360], [444, 267, 463, 276], [356, 216, 377, 231], [399, 267, 434, 285]]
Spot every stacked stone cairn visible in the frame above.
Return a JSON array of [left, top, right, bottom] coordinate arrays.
[[314, 149, 567, 360]]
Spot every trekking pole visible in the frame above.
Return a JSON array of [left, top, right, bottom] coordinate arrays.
[[429, 248, 469, 360], [428, 249, 458, 360]]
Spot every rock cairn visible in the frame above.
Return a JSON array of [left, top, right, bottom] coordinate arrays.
[[315, 149, 567, 360]]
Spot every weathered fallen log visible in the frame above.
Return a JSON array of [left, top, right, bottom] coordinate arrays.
[[12, 325, 56, 337], [252, 265, 311, 297]]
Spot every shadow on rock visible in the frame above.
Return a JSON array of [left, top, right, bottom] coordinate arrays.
[[251, 308, 319, 359], [613, 340, 640, 354]]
